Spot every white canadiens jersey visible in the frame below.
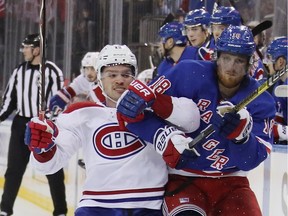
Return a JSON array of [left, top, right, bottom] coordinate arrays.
[[30, 102, 168, 210]]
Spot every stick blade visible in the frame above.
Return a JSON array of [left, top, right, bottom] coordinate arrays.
[[252, 20, 272, 36], [274, 85, 288, 97], [161, 13, 175, 27]]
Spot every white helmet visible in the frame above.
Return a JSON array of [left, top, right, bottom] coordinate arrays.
[[96, 44, 138, 79], [80, 52, 100, 74], [137, 68, 154, 84]]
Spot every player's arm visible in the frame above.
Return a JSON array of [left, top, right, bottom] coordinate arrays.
[[25, 115, 81, 174], [48, 73, 90, 112], [117, 79, 200, 133], [212, 99, 275, 171], [127, 111, 200, 168]]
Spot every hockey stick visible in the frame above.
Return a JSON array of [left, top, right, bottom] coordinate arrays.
[[251, 20, 272, 37], [39, 0, 46, 120], [161, 13, 175, 27], [149, 55, 155, 69], [274, 85, 288, 97], [188, 65, 288, 149], [226, 0, 273, 37]]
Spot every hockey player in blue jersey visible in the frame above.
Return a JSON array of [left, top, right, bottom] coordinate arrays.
[[210, 6, 241, 43], [117, 25, 276, 216], [157, 21, 198, 76], [266, 36, 288, 143], [196, 6, 241, 62], [183, 8, 215, 61], [184, 8, 211, 48]]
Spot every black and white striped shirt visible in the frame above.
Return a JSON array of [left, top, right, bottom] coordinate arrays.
[[0, 61, 64, 120]]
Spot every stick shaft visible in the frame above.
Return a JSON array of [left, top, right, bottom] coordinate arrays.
[[39, 0, 46, 120]]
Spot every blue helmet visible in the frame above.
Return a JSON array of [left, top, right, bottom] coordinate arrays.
[[216, 25, 256, 56], [210, 6, 241, 26], [158, 21, 187, 45], [184, 8, 210, 27], [267, 36, 288, 62]]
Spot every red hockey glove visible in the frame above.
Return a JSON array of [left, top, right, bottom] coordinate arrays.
[[154, 126, 200, 168], [212, 101, 253, 144], [25, 117, 58, 154], [273, 123, 288, 142]]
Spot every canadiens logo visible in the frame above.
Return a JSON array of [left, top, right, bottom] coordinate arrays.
[[93, 123, 146, 159]]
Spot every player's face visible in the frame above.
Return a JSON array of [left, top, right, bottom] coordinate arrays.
[[217, 52, 248, 88], [159, 38, 173, 57], [101, 65, 134, 107], [273, 57, 286, 72], [211, 24, 227, 41], [84, 66, 97, 82], [185, 25, 208, 47], [266, 56, 286, 75]]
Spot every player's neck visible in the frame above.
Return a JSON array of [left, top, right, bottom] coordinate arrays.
[[106, 98, 116, 108], [218, 83, 240, 100], [170, 46, 185, 63]]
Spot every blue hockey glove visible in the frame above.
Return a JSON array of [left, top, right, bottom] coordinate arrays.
[[154, 126, 200, 168], [25, 117, 58, 154], [212, 101, 253, 144], [117, 79, 155, 129], [49, 88, 72, 112], [117, 79, 156, 118]]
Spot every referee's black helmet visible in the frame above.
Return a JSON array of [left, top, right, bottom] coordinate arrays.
[[22, 33, 40, 47]]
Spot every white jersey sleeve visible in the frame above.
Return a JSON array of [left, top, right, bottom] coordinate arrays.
[[166, 96, 200, 133], [69, 74, 92, 95]]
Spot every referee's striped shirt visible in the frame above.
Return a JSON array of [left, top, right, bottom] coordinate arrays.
[[0, 61, 64, 121]]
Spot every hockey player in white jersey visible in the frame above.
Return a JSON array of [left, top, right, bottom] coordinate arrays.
[[24, 44, 168, 216], [49, 51, 105, 113]]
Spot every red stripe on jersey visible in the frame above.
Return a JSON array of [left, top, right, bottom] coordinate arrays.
[[83, 187, 165, 195], [64, 101, 104, 114]]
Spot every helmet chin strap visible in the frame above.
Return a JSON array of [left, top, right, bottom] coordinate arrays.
[[97, 78, 118, 106]]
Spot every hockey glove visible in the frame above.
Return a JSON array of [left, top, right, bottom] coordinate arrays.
[[117, 79, 156, 118], [117, 79, 155, 128], [24, 117, 58, 154], [49, 87, 74, 112], [154, 126, 200, 168], [273, 123, 288, 142], [198, 47, 214, 61], [212, 101, 253, 144]]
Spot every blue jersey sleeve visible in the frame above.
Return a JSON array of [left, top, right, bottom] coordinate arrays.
[[127, 111, 167, 144]]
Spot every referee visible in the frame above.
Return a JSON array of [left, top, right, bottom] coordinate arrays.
[[0, 33, 67, 216]]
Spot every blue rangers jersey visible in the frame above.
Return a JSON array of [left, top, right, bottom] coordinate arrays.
[[128, 60, 276, 177], [157, 46, 197, 76]]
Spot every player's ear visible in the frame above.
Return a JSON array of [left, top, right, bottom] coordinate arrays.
[[278, 56, 286, 68], [167, 38, 174, 49]]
